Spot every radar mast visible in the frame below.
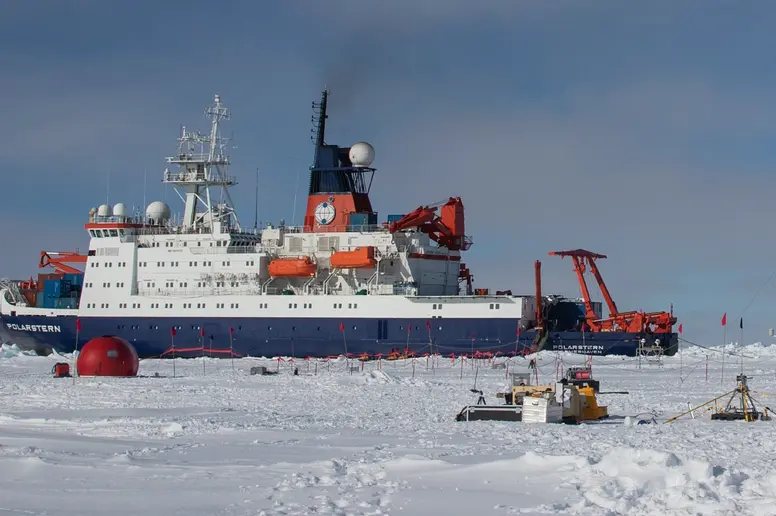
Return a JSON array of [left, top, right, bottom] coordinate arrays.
[[163, 95, 240, 232]]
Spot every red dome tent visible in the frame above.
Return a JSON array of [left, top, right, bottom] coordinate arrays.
[[76, 336, 139, 377]]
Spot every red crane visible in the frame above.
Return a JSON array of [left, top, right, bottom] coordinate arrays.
[[548, 249, 676, 334], [388, 197, 472, 251], [39, 251, 88, 275]]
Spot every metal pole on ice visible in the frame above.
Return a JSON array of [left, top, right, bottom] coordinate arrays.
[[170, 327, 177, 378], [200, 327, 206, 376], [679, 324, 683, 381], [739, 317, 744, 375], [73, 318, 81, 385], [339, 322, 349, 374], [228, 327, 235, 374]]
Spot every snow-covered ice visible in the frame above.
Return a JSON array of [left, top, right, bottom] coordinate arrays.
[[2, 343, 776, 515]]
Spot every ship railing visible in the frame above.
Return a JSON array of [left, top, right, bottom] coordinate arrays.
[[135, 226, 260, 237], [162, 170, 236, 184], [276, 224, 391, 235], [189, 246, 261, 255]]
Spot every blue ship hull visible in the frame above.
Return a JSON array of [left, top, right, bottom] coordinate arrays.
[[1, 314, 678, 358]]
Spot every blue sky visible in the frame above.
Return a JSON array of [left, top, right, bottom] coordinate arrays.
[[2, 1, 776, 346]]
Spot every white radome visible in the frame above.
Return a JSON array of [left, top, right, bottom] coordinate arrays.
[[146, 201, 171, 223], [113, 203, 127, 217], [97, 204, 111, 217], [349, 141, 375, 168]]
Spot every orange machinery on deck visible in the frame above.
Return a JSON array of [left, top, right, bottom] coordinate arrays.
[[548, 249, 676, 334], [267, 256, 317, 277], [330, 247, 377, 269]]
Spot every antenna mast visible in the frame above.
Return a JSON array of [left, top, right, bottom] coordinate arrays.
[[163, 94, 241, 232]]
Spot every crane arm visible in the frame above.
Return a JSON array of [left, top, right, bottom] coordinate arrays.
[[39, 251, 87, 275]]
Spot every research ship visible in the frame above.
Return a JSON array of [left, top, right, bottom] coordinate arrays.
[[0, 91, 679, 359]]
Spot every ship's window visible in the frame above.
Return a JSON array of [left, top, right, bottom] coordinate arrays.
[[197, 303, 201, 308], [268, 326, 272, 331], [438, 326, 443, 331], [119, 229, 125, 236], [353, 326, 357, 330], [202, 303, 206, 308], [183, 242, 187, 247], [495, 304, 500, 310], [226, 261, 230, 266], [432, 304, 437, 309], [353, 303, 358, 309], [489, 303, 494, 309], [348, 303, 352, 309], [338, 303, 343, 309], [235, 303, 239, 308], [109, 229, 118, 237], [289, 303, 293, 309], [198, 242, 202, 246], [309, 303, 313, 309], [332, 303, 336, 309], [400, 326, 404, 331], [217, 241, 222, 247], [293, 303, 297, 308]]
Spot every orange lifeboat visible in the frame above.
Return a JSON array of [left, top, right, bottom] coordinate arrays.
[[268, 256, 317, 277], [330, 246, 377, 269]]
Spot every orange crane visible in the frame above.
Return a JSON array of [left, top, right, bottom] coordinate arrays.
[[548, 249, 676, 334], [39, 251, 88, 275], [388, 197, 472, 251]]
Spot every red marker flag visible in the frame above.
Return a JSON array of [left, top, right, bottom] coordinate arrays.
[[229, 327, 234, 334], [678, 323, 683, 334], [426, 320, 431, 328], [517, 327, 522, 336], [170, 327, 176, 336], [75, 319, 82, 332], [200, 327, 205, 337], [339, 322, 344, 332], [721, 313, 727, 327]]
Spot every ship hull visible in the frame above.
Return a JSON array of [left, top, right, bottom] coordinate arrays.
[[0, 314, 678, 358]]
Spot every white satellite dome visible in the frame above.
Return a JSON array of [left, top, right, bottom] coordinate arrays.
[[97, 204, 111, 217], [349, 141, 375, 168], [113, 203, 127, 218], [145, 201, 171, 224]]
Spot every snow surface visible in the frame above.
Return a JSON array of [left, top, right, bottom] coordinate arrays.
[[2, 343, 776, 515]]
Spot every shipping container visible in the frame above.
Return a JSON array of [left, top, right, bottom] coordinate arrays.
[[63, 273, 84, 286], [54, 298, 79, 309], [36, 273, 64, 291], [348, 213, 369, 226]]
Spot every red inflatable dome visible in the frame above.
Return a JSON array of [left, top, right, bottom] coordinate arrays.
[[76, 336, 139, 377]]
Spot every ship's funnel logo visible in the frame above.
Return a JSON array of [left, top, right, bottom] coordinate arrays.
[[314, 202, 336, 225]]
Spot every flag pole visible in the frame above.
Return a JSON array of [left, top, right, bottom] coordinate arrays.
[[678, 323, 683, 381], [739, 317, 744, 375], [73, 318, 81, 385], [229, 327, 235, 374], [170, 327, 177, 378], [721, 312, 727, 384]]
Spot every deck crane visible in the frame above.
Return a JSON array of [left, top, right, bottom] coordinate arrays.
[[548, 249, 676, 334], [388, 197, 472, 252], [39, 251, 88, 275]]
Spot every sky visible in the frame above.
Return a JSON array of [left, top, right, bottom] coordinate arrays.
[[2, 0, 776, 347]]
